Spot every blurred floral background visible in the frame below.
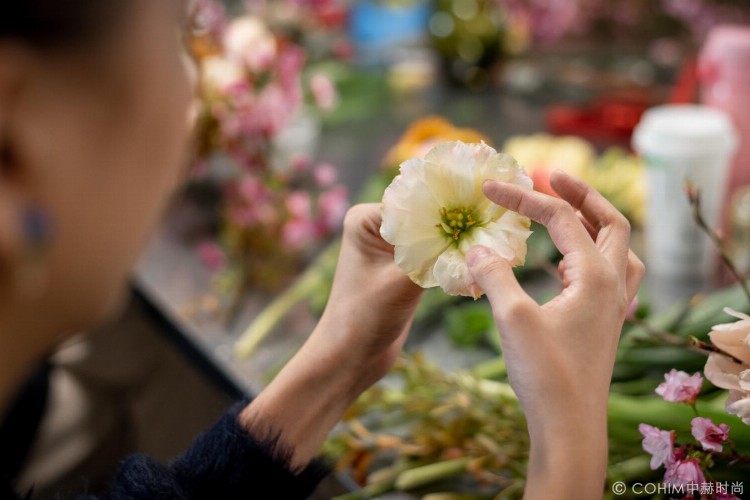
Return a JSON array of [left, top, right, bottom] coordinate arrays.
[[151, 0, 750, 497]]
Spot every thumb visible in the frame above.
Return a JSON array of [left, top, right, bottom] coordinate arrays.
[[466, 246, 534, 317]]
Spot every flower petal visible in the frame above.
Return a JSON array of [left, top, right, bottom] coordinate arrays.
[[709, 321, 750, 365], [432, 247, 481, 298], [380, 140, 533, 295], [724, 307, 750, 321], [381, 161, 442, 245], [704, 353, 744, 391], [422, 141, 478, 208], [726, 391, 750, 425], [394, 238, 448, 288]]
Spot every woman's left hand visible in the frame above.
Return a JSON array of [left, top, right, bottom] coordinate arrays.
[[310, 203, 423, 385], [239, 203, 422, 469]]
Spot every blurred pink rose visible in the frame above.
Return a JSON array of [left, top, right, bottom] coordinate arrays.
[[286, 191, 312, 219], [313, 162, 338, 187], [655, 369, 703, 404], [708, 308, 750, 365], [277, 47, 305, 96], [690, 416, 729, 452], [198, 241, 227, 272], [638, 423, 675, 470], [310, 73, 338, 111], [193, 0, 227, 37], [292, 155, 311, 172], [317, 186, 349, 232], [229, 176, 277, 227], [663, 457, 705, 487], [282, 217, 318, 250]]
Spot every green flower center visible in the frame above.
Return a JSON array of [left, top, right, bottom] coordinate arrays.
[[438, 206, 480, 241]]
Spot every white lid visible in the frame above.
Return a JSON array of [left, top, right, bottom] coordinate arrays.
[[633, 104, 738, 159]]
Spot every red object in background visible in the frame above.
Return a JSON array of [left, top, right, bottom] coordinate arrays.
[[313, 1, 348, 29], [545, 58, 700, 147], [669, 58, 700, 104], [546, 94, 650, 148]]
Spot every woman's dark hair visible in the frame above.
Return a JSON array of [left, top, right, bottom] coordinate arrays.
[[1, 1, 125, 49]]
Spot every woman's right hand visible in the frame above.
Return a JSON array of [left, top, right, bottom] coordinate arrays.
[[466, 170, 644, 500]]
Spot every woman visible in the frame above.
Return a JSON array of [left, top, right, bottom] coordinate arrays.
[[0, 1, 644, 498]]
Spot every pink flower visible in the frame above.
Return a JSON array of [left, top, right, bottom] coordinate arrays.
[[193, 0, 227, 37], [663, 457, 705, 487], [228, 176, 277, 227], [313, 162, 338, 187], [310, 73, 338, 111], [277, 47, 305, 96], [638, 423, 675, 470], [292, 155, 311, 172], [690, 417, 730, 452], [655, 369, 702, 404], [282, 217, 318, 250], [286, 191, 312, 219], [198, 241, 227, 272], [317, 186, 349, 232]]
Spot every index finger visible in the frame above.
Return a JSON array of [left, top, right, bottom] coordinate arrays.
[[550, 170, 631, 277], [482, 180, 597, 257]]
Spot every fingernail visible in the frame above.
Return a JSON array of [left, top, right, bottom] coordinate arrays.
[[466, 246, 490, 268]]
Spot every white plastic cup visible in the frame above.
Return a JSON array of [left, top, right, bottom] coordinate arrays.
[[633, 105, 738, 279]]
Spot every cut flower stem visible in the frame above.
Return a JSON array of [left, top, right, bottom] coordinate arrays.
[[234, 242, 339, 357]]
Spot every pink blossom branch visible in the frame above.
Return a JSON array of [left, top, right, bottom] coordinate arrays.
[[688, 336, 747, 366], [627, 316, 702, 352], [683, 442, 750, 465], [685, 181, 750, 305], [625, 316, 747, 366]]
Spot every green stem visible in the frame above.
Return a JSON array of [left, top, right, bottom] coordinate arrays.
[[395, 456, 475, 491], [234, 243, 339, 358]]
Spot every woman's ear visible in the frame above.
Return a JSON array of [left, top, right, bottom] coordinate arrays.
[[0, 43, 49, 301]]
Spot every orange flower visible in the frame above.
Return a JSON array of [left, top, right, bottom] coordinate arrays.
[[384, 116, 491, 170]]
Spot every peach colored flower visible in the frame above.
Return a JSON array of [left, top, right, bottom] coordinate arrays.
[[380, 141, 532, 298], [704, 308, 750, 424], [223, 16, 277, 73], [708, 307, 750, 365], [310, 73, 338, 111], [705, 354, 750, 424], [201, 56, 245, 93]]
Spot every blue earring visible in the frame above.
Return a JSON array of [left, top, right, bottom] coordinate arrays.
[[21, 205, 52, 255]]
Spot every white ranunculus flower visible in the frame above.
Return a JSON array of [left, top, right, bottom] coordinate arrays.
[[380, 140, 533, 298]]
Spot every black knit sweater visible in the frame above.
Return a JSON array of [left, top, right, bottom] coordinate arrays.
[[4, 402, 329, 500]]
